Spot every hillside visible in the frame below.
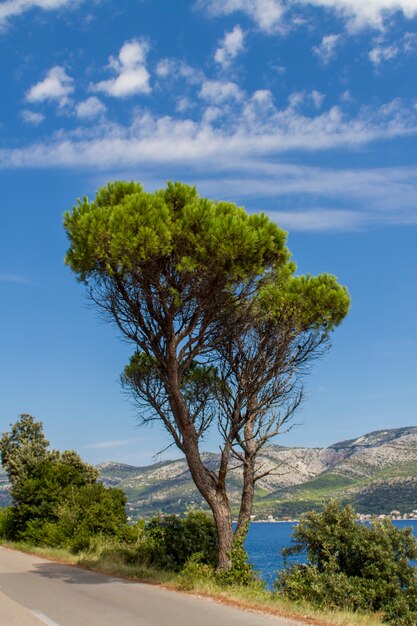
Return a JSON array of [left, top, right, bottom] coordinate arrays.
[[97, 426, 417, 519], [1, 427, 416, 518]]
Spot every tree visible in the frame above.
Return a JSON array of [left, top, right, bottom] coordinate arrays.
[[212, 271, 350, 538], [0, 413, 50, 507], [64, 180, 349, 569], [277, 501, 417, 625], [0, 414, 126, 548]]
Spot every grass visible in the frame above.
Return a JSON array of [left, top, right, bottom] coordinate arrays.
[[1, 539, 384, 626]]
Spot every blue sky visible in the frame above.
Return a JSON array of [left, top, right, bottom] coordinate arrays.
[[0, 0, 416, 465]]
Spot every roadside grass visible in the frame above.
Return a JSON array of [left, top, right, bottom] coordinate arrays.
[[1, 540, 384, 626]]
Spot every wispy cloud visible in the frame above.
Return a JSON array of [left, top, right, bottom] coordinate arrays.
[[93, 39, 151, 98], [369, 32, 417, 66], [313, 34, 341, 64], [199, 0, 285, 33], [83, 437, 142, 450], [21, 109, 45, 125], [0, 273, 28, 283], [156, 58, 204, 85], [0, 0, 82, 30], [2, 88, 417, 232], [185, 161, 417, 231], [199, 0, 417, 32], [2, 94, 417, 169], [267, 209, 367, 231]]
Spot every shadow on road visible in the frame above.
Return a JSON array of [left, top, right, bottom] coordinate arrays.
[[29, 562, 135, 585]]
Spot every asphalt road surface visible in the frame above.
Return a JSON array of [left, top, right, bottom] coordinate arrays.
[[0, 547, 304, 626]]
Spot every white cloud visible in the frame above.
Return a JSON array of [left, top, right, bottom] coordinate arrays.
[[340, 90, 353, 103], [26, 65, 73, 107], [369, 41, 400, 64], [311, 90, 325, 109], [21, 109, 45, 124], [404, 32, 417, 52], [305, 0, 417, 31], [193, 162, 417, 230], [83, 438, 142, 449], [200, 0, 417, 32], [200, 0, 285, 32], [0, 0, 81, 30], [2, 95, 417, 171], [202, 105, 222, 122], [176, 97, 195, 113], [214, 25, 245, 68], [313, 34, 341, 64], [199, 79, 244, 103], [93, 39, 151, 98], [1, 98, 417, 231], [155, 58, 203, 84], [369, 33, 417, 65], [267, 209, 367, 231], [0, 272, 28, 283], [76, 96, 106, 120], [2, 91, 417, 237]]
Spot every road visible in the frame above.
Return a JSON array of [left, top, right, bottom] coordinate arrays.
[[0, 547, 304, 626]]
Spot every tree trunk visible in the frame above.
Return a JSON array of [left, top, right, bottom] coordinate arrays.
[[166, 352, 235, 569], [179, 419, 234, 569], [235, 415, 257, 541], [212, 497, 234, 570], [235, 453, 256, 540]]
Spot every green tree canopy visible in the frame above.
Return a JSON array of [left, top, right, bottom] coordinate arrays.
[[0, 414, 126, 548], [0, 414, 49, 484], [64, 180, 349, 569]]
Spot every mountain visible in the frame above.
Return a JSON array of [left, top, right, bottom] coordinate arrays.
[[97, 426, 417, 519], [1, 427, 416, 518]]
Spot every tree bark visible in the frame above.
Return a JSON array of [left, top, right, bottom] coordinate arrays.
[[212, 498, 234, 570], [235, 453, 256, 540], [167, 369, 235, 569], [235, 416, 257, 541]]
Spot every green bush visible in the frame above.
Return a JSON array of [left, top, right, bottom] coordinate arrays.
[[0, 415, 131, 551], [137, 510, 217, 571], [0, 507, 15, 539], [177, 552, 216, 590], [276, 501, 417, 625]]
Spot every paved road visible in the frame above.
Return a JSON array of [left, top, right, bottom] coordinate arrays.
[[0, 547, 303, 626]]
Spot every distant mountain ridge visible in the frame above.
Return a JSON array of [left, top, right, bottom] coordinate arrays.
[[96, 426, 417, 518], [1, 427, 416, 518]]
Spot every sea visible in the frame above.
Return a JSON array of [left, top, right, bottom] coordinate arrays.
[[244, 519, 417, 588]]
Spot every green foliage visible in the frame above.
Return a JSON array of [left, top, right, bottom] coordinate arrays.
[[277, 501, 417, 625], [0, 414, 50, 500], [137, 510, 217, 571], [0, 507, 15, 539], [177, 552, 216, 590], [10, 450, 99, 536], [64, 180, 350, 570], [64, 180, 290, 282], [0, 415, 128, 551], [257, 272, 350, 332]]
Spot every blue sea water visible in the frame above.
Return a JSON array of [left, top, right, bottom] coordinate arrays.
[[244, 520, 417, 588]]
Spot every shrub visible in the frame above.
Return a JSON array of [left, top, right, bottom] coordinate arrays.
[[0, 507, 15, 539], [137, 510, 217, 571], [177, 553, 216, 590], [276, 501, 417, 625]]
